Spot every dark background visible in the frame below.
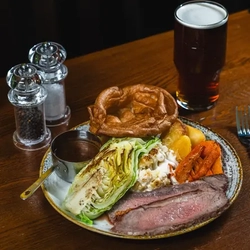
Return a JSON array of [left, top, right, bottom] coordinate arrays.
[[0, 0, 249, 77]]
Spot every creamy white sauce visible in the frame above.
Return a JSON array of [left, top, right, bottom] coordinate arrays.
[[134, 144, 178, 191]]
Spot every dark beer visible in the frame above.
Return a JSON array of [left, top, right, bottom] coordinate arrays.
[[174, 1, 228, 111]]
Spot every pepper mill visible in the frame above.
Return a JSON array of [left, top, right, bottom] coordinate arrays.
[[28, 41, 71, 127], [6, 63, 51, 151]]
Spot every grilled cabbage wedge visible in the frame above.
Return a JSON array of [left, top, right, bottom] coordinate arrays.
[[63, 137, 161, 224]]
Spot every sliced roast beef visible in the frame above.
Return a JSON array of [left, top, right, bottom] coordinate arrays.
[[107, 174, 229, 236], [108, 180, 201, 223]]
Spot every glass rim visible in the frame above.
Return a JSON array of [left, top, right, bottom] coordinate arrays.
[[174, 0, 229, 29]]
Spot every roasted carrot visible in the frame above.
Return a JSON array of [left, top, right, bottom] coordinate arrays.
[[206, 169, 214, 176], [175, 140, 223, 183], [199, 140, 221, 158], [189, 157, 203, 180], [211, 157, 223, 174], [191, 141, 221, 180], [175, 144, 204, 183]]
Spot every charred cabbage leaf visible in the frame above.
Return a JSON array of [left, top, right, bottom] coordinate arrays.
[[63, 137, 160, 223]]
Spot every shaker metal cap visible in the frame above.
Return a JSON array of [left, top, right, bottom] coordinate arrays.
[[28, 41, 67, 70]]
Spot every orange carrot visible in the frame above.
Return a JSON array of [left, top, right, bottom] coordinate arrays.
[[191, 141, 221, 180], [211, 157, 223, 174], [175, 144, 204, 183]]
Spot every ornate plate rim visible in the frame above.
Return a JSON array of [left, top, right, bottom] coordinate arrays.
[[40, 117, 243, 240]]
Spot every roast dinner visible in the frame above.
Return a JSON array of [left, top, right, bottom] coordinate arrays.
[[63, 84, 229, 236]]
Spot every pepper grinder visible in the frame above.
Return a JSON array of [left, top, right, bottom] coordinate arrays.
[[28, 41, 71, 127], [6, 63, 51, 151]]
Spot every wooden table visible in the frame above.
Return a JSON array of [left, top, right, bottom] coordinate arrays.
[[1, 9, 250, 250]]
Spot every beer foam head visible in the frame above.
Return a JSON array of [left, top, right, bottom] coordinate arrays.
[[175, 1, 228, 29]]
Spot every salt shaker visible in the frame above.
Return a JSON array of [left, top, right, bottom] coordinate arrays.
[[6, 63, 51, 151], [28, 41, 71, 127]]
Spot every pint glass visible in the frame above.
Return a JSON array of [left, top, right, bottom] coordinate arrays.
[[174, 1, 228, 111]]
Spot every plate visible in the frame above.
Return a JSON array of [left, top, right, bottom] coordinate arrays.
[[41, 117, 243, 239]]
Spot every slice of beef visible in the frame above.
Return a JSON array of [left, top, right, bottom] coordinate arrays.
[[108, 174, 228, 223], [108, 174, 229, 236], [108, 180, 200, 224]]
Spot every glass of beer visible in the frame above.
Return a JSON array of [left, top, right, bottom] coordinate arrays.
[[174, 0, 228, 111]]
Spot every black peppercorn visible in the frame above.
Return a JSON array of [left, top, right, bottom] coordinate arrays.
[[15, 107, 45, 141]]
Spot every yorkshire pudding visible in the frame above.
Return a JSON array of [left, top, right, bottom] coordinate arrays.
[[88, 84, 178, 137]]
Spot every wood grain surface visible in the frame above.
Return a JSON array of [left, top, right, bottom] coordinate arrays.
[[1, 10, 250, 250]]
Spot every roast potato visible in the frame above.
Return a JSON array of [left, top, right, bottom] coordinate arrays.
[[161, 119, 192, 162], [160, 119, 188, 148], [170, 135, 192, 162], [186, 125, 206, 147]]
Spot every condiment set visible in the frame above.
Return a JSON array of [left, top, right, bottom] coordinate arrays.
[[6, 41, 71, 150]]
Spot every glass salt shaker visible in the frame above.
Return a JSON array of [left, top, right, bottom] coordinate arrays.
[[28, 41, 71, 127], [6, 63, 51, 151]]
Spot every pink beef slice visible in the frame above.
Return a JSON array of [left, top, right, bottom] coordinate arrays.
[[108, 174, 230, 236]]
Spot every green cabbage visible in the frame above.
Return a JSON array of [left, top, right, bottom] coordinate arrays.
[[63, 136, 160, 223]]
